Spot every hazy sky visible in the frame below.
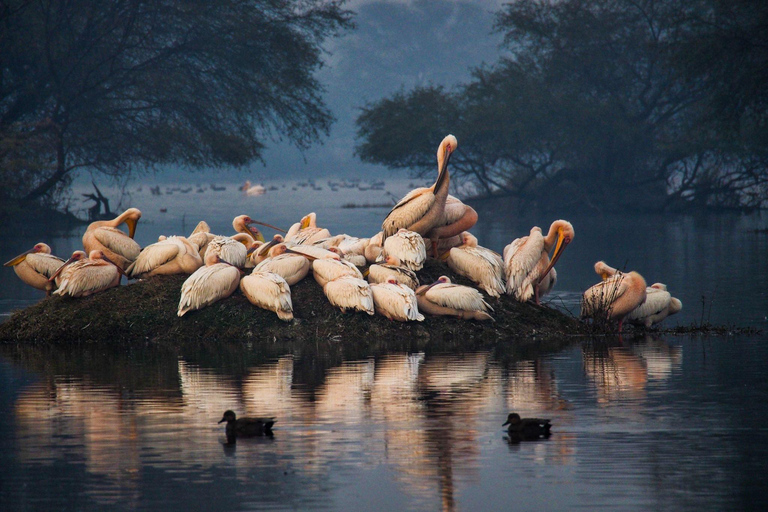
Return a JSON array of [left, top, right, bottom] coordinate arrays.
[[143, 0, 507, 184]]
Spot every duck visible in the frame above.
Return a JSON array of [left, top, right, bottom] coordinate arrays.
[[502, 413, 552, 440], [218, 410, 275, 438]]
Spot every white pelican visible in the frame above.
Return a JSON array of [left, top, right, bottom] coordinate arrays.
[[367, 255, 420, 290], [313, 235, 369, 266], [50, 250, 126, 297], [426, 195, 478, 254], [312, 257, 363, 287], [364, 231, 384, 264], [241, 180, 266, 196], [82, 208, 142, 270], [285, 212, 331, 245], [178, 253, 242, 317], [444, 232, 505, 298], [381, 229, 426, 271], [581, 268, 647, 331], [626, 283, 683, 328], [370, 277, 424, 322], [253, 245, 310, 286], [503, 219, 574, 304], [187, 221, 216, 259], [205, 234, 253, 268], [323, 276, 374, 315], [49, 250, 88, 289], [415, 276, 494, 321], [284, 244, 342, 262], [240, 271, 293, 322], [126, 236, 203, 278], [4, 243, 65, 293], [382, 135, 457, 247]]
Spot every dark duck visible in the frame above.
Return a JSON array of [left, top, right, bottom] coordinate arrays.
[[502, 413, 552, 441], [219, 410, 275, 441]]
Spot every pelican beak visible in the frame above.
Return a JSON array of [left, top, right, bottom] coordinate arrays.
[[251, 220, 287, 234], [125, 218, 138, 239], [257, 238, 279, 257], [416, 279, 442, 296], [438, 250, 451, 261], [4, 248, 34, 267], [300, 216, 311, 229], [101, 253, 127, 277], [247, 224, 266, 243], [434, 144, 452, 193], [536, 233, 571, 286], [285, 247, 316, 261], [48, 255, 78, 282], [246, 245, 258, 256]]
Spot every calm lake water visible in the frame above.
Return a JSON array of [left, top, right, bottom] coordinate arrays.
[[1, 179, 767, 510]]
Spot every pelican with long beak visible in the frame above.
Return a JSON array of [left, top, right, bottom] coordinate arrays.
[[4, 243, 65, 294], [415, 276, 494, 321], [285, 212, 331, 245], [126, 236, 203, 278], [503, 220, 574, 304], [382, 135, 457, 248], [82, 208, 142, 270], [50, 250, 126, 297], [232, 215, 286, 243]]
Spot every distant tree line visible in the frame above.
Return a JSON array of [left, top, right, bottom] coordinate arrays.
[[0, 0, 351, 213], [355, 0, 768, 212]]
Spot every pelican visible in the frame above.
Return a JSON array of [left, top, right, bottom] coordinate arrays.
[[253, 244, 310, 286], [381, 229, 426, 271], [312, 257, 363, 287], [382, 135, 457, 248], [444, 232, 505, 297], [426, 195, 478, 254], [205, 234, 253, 268], [364, 231, 384, 264], [504, 219, 574, 304], [4, 243, 65, 293], [313, 234, 369, 266], [188, 221, 216, 259], [82, 208, 142, 270], [177, 253, 241, 317], [126, 236, 203, 278], [240, 271, 293, 322], [415, 276, 494, 321], [367, 255, 419, 290], [323, 276, 374, 315], [285, 212, 331, 245], [370, 277, 424, 322], [49, 250, 88, 289], [284, 244, 343, 262], [626, 283, 683, 328], [241, 180, 266, 196], [50, 250, 126, 297], [581, 268, 647, 331]]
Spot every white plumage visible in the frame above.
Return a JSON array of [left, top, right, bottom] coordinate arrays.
[[626, 283, 683, 327], [177, 261, 241, 317], [367, 255, 420, 290], [4, 243, 65, 291], [371, 279, 424, 322], [415, 276, 494, 321], [323, 276, 374, 315], [127, 236, 202, 278], [446, 232, 505, 297], [253, 249, 310, 286], [53, 250, 123, 298], [312, 258, 363, 287], [381, 229, 426, 271], [240, 271, 293, 322], [285, 212, 331, 245], [205, 236, 248, 268], [82, 208, 142, 270]]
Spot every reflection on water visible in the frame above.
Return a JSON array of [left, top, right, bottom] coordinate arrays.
[[2, 334, 766, 511]]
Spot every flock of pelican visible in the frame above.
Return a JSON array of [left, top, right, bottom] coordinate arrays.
[[5, 134, 681, 331]]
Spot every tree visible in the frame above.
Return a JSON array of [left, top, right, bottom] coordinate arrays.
[[0, 0, 352, 208], [355, 0, 768, 212]]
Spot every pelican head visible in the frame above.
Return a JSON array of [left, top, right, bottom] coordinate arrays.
[[91, 249, 127, 276], [537, 220, 574, 286], [594, 261, 618, 280], [4, 242, 51, 267], [257, 234, 284, 258], [300, 212, 317, 230], [120, 208, 142, 239], [417, 275, 450, 295], [47, 250, 88, 282]]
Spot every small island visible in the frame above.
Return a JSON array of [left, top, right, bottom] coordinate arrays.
[[0, 260, 584, 348]]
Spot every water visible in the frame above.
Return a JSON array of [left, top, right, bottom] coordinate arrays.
[[1, 180, 768, 510]]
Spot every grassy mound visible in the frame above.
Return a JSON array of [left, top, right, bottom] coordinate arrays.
[[0, 260, 584, 346]]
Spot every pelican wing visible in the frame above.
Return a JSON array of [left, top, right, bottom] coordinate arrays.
[[93, 227, 141, 260], [581, 274, 628, 317], [382, 188, 434, 237], [448, 246, 505, 297], [371, 283, 424, 321], [627, 288, 672, 321], [503, 231, 544, 299], [240, 271, 293, 321], [26, 253, 65, 278], [128, 238, 182, 277], [254, 254, 310, 285], [425, 283, 492, 312], [383, 231, 426, 271], [55, 261, 119, 297], [178, 264, 240, 316], [323, 276, 374, 314], [313, 258, 362, 285], [367, 264, 419, 289], [208, 237, 247, 267]]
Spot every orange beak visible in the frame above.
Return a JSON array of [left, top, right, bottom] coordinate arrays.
[[536, 234, 570, 286]]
